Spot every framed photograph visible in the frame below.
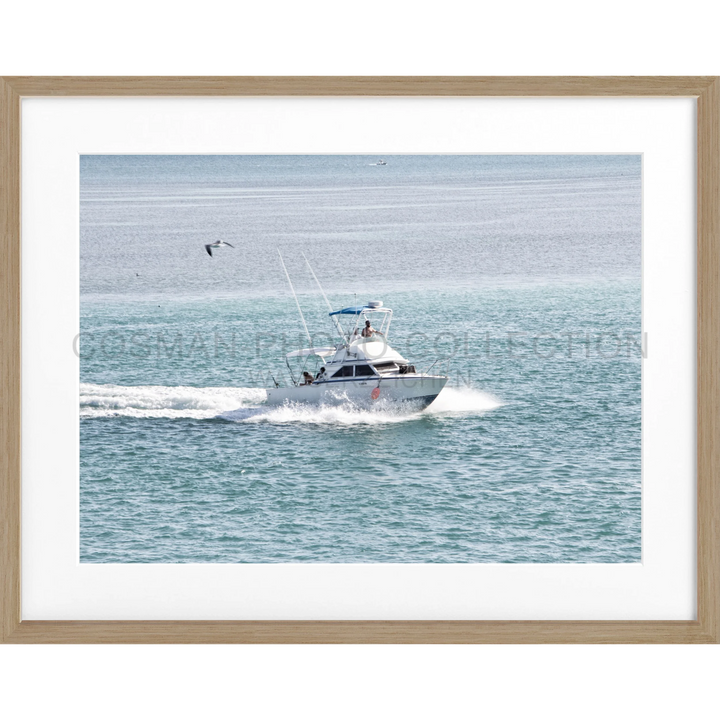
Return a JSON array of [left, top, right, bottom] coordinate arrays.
[[1, 77, 718, 643]]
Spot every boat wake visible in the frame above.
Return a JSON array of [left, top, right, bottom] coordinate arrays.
[[80, 383, 502, 424], [79, 383, 265, 419], [424, 387, 502, 415]]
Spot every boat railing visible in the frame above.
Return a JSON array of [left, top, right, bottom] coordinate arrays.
[[423, 357, 452, 377]]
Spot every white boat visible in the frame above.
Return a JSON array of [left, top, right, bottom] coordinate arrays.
[[375, 159, 387, 165], [267, 255, 448, 409]]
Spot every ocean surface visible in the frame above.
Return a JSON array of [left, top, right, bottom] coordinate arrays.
[[79, 155, 642, 563]]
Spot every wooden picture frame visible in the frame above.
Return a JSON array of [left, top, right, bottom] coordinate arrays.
[[1, 76, 718, 643]]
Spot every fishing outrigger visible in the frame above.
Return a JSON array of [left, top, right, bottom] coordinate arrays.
[[266, 252, 449, 409]]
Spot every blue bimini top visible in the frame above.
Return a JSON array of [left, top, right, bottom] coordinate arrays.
[[328, 306, 371, 316]]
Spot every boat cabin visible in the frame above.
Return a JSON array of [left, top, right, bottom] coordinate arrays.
[[283, 302, 419, 387]]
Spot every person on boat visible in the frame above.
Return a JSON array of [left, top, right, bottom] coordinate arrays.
[[315, 366, 326, 380], [302, 371, 314, 385], [361, 320, 383, 338]]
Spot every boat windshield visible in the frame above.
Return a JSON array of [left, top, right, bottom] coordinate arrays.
[[330, 364, 378, 379], [373, 362, 399, 374], [331, 366, 354, 378]]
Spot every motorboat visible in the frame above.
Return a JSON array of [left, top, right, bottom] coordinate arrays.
[[375, 159, 387, 165], [266, 255, 448, 409], [266, 304, 448, 408]]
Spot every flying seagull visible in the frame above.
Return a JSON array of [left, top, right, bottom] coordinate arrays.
[[205, 240, 235, 257]]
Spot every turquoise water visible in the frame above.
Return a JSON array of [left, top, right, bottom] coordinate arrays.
[[80, 155, 641, 563]]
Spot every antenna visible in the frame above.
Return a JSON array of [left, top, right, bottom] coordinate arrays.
[[353, 292, 360, 335], [278, 250, 312, 345], [301, 251, 347, 342]]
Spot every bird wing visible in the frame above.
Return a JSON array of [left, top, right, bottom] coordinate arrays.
[[205, 245, 213, 256], [225, 242, 235, 248]]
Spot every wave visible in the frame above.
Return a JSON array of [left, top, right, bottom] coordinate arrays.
[[221, 400, 417, 426], [80, 383, 502, 423], [228, 386, 502, 426]]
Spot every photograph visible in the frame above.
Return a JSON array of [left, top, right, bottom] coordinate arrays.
[[79, 153, 642, 564], [3, 7, 719, 714]]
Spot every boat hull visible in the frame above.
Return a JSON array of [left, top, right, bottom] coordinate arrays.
[[266, 375, 447, 409]]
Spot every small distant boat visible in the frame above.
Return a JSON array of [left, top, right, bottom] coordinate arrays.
[[266, 253, 448, 409], [375, 159, 387, 166]]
